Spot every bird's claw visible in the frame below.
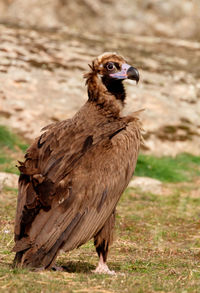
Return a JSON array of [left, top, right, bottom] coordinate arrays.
[[51, 265, 64, 272], [92, 263, 116, 275]]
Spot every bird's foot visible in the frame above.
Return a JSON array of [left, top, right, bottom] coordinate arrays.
[[33, 267, 45, 272], [51, 265, 64, 272], [92, 262, 115, 275]]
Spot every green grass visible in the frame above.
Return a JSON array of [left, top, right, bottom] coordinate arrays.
[[0, 125, 28, 152], [135, 153, 200, 182], [0, 125, 28, 175]]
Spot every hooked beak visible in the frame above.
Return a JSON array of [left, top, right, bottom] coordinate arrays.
[[109, 63, 140, 83]]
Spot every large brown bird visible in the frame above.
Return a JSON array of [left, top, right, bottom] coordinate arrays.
[[13, 52, 141, 274]]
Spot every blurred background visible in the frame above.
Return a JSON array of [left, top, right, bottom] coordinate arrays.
[[0, 0, 200, 156], [1, 3, 200, 291], [0, 0, 200, 39]]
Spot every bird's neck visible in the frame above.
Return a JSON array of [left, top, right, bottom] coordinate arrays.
[[86, 74, 125, 117], [102, 76, 126, 103]]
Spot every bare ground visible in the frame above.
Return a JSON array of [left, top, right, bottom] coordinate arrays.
[[0, 24, 200, 155]]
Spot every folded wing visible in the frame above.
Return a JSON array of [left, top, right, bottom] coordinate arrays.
[[14, 111, 141, 269]]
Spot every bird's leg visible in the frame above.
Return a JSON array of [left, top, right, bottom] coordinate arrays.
[[93, 243, 115, 275], [93, 210, 116, 275]]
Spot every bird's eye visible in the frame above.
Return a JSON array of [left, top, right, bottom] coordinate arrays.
[[106, 62, 114, 70]]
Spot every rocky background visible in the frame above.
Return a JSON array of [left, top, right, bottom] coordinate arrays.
[[0, 0, 200, 155]]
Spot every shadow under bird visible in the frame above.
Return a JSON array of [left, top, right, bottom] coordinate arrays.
[[13, 52, 142, 274]]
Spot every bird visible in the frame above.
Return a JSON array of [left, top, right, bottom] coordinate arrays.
[[13, 52, 142, 274]]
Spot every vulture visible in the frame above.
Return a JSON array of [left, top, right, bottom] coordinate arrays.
[[13, 52, 141, 274]]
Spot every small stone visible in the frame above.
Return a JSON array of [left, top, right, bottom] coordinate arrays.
[[128, 176, 162, 194], [0, 172, 18, 191]]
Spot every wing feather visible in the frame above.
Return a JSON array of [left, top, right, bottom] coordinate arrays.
[[14, 105, 142, 268]]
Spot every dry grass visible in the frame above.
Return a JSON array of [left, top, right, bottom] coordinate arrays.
[[1, 178, 200, 293]]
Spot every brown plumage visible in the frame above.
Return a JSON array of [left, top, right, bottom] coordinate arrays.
[[13, 52, 142, 274]]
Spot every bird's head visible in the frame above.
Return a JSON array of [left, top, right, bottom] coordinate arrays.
[[92, 52, 139, 82], [85, 52, 139, 108]]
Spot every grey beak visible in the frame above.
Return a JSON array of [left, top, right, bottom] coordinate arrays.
[[127, 67, 140, 83]]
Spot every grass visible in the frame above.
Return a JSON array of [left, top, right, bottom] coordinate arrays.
[[0, 125, 27, 152], [135, 153, 200, 182], [0, 125, 28, 175], [1, 179, 200, 292], [0, 124, 200, 292]]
